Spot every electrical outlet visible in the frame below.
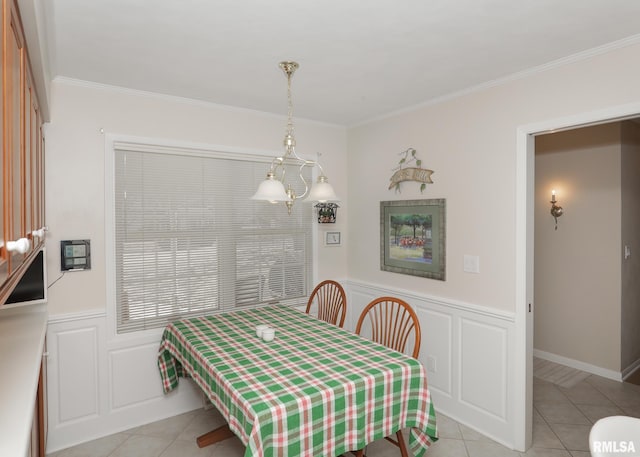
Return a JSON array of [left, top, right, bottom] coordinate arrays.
[[464, 255, 480, 273], [427, 356, 437, 373]]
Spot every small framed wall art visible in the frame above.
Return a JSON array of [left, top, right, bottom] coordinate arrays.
[[325, 231, 341, 246]]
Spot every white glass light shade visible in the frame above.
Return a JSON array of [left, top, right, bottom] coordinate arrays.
[[251, 176, 291, 202], [306, 177, 338, 202]]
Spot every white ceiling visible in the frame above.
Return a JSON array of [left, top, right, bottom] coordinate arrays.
[[42, 0, 640, 126]]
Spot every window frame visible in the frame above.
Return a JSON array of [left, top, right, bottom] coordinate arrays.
[[105, 135, 318, 340]]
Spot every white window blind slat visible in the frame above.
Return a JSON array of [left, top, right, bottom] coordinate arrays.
[[114, 146, 313, 333]]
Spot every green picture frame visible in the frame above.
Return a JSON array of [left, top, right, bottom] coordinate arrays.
[[380, 199, 446, 280]]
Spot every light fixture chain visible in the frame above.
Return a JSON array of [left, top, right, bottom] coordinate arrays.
[[287, 71, 294, 137]]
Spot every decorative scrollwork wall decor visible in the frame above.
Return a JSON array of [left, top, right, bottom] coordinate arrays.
[[389, 148, 434, 193]]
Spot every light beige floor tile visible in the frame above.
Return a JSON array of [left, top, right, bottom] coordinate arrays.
[[458, 423, 494, 442], [465, 440, 521, 457], [534, 382, 571, 404], [535, 402, 590, 425], [369, 428, 433, 456], [620, 403, 640, 418], [574, 403, 625, 423], [559, 380, 616, 406], [521, 448, 572, 457], [548, 424, 591, 452], [586, 375, 640, 407], [158, 439, 215, 457], [533, 407, 546, 424], [109, 435, 173, 457], [568, 452, 591, 457], [603, 389, 640, 408], [531, 421, 565, 449], [418, 438, 468, 457], [435, 413, 463, 439], [533, 358, 591, 389], [207, 435, 245, 457], [177, 409, 228, 442], [357, 437, 399, 457], [49, 433, 129, 457], [128, 411, 199, 440]]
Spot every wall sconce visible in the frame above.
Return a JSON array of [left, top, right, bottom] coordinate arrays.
[[550, 190, 563, 230], [315, 202, 339, 223]]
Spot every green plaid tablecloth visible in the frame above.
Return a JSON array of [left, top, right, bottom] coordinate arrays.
[[158, 305, 438, 457]]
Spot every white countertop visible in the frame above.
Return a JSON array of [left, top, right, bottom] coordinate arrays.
[[0, 302, 47, 457]]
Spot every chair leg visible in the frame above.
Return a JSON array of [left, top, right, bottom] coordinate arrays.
[[395, 430, 409, 457]]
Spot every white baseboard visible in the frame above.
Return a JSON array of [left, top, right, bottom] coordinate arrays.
[[533, 349, 622, 381], [622, 357, 640, 380]]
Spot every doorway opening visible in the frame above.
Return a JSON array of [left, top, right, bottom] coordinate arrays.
[[515, 103, 640, 451]]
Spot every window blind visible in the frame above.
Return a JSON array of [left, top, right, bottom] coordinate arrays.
[[113, 145, 313, 333]]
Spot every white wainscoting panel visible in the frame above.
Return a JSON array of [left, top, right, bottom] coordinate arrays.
[[416, 308, 452, 396], [344, 280, 517, 449], [459, 318, 507, 418], [110, 343, 167, 409], [56, 326, 100, 423], [46, 311, 203, 453]]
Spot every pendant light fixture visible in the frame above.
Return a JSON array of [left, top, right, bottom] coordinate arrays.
[[251, 61, 338, 214]]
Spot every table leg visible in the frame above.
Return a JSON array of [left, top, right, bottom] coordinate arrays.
[[196, 423, 235, 448], [383, 430, 410, 457], [395, 430, 410, 457]]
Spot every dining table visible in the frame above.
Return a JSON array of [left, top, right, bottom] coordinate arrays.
[[157, 304, 438, 457]]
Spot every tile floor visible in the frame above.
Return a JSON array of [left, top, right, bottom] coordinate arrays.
[[47, 372, 640, 457]]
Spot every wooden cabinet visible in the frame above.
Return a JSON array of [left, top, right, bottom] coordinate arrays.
[[0, 0, 47, 453], [0, 0, 46, 304], [28, 354, 47, 457], [7, 0, 27, 267], [38, 348, 48, 457]]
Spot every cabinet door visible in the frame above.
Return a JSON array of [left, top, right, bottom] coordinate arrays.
[[37, 347, 47, 457], [0, 0, 44, 302], [28, 354, 47, 457], [5, 0, 28, 271], [0, 0, 6, 285], [33, 103, 44, 246], [25, 67, 41, 249], [37, 120, 44, 236], [25, 69, 32, 247]]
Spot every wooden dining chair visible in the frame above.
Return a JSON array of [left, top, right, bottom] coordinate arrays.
[[353, 296, 422, 457], [305, 280, 347, 328]]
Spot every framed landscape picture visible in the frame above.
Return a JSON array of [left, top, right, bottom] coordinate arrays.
[[380, 199, 446, 280]]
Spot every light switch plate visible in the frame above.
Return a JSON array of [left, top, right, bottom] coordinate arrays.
[[464, 255, 480, 273]]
